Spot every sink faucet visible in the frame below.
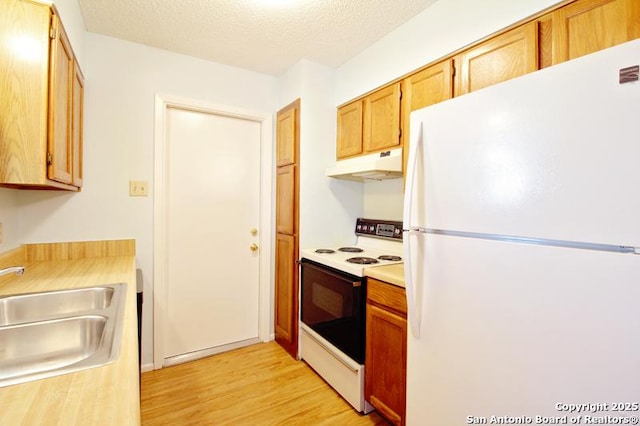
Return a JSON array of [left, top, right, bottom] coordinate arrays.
[[0, 266, 25, 277]]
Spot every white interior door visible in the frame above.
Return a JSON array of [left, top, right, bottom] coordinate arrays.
[[164, 106, 261, 363]]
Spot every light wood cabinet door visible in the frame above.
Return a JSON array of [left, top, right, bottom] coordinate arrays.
[[455, 21, 539, 96], [274, 233, 298, 356], [401, 60, 454, 178], [275, 99, 300, 359], [363, 82, 401, 153], [552, 0, 640, 64], [276, 164, 296, 235], [336, 99, 363, 159], [365, 279, 407, 426], [72, 63, 84, 188], [47, 13, 74, 185], [0, 0, 50, 186], [538, 13, 555, 69], [276, 101, 298, 166]]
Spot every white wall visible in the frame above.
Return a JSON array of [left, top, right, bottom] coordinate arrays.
[[277, 59, 363, 248], [363, 180, 404, 221], [18, 33, 278, 367], [0, 189, 20, 252]]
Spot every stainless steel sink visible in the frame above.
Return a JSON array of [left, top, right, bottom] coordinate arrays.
[[0, 283, 126, 388], [0, 286, 115, 326]]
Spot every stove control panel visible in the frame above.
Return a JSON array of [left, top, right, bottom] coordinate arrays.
[[355, 218, 403, 241]]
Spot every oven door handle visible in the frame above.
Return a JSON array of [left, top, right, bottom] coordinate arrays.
[[299, 258, 362, 287]]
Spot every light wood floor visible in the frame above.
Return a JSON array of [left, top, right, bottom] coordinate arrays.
[[141, 342, 390, 426]]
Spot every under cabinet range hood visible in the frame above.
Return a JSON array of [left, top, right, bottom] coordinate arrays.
[[325, 148, 403, 182]]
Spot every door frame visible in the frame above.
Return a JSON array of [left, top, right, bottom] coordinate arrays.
[[153, 94, 273, 369]]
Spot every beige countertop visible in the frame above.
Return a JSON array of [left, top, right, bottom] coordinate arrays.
[[364, 263, 405, 288], [0, 240, 140, 426]]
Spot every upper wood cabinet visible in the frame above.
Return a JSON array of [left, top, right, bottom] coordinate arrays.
[[0, 1, 83, 191], [276, 103, 298, 166], [72, 63, 85, 188], [551, 0, 640, 64], [537, 13, 555, 69], [336, 99, 363, 158], [455, 21, 539, 96], [275, 99, 299, 236], [401, 60, 454, 177], [336, 82, 401, 159], [48, 13, 74, 185], [335, 0, 638, 171], [363, 82, 401, 154]]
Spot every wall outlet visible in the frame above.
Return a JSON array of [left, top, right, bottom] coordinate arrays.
[[129, 180, 149, 197]]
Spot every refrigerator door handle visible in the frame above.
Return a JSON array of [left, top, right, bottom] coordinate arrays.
[[403, 231, 422, 338], [403, 122, 421, 229], [403, 122, 424, 338], [403, 227, 428, 233]]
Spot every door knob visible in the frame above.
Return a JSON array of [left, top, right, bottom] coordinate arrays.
[[250, 244, 259, 252]]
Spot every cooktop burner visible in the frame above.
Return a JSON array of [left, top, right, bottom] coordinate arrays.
[[338, 247, 364, 253], [300, 218, 404, 276], [346, 256, 379, 264], [378, 255, 402, 261]]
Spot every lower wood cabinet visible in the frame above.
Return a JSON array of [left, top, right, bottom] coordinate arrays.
[[365, 278, 407, 426], [274, 233, 297, 356]]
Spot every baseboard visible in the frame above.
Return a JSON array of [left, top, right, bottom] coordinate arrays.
[[141, 362, 155, 373]]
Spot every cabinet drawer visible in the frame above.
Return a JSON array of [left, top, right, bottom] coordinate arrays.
[[367, 278, 407, 315]]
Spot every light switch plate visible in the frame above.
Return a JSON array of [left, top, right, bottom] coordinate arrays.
[[129, 180, 149, 197]]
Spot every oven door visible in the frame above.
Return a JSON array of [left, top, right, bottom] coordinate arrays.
[[300, 259, 366, 364]]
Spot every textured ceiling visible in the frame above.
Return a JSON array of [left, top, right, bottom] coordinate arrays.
[[77, 0, 440, 76]]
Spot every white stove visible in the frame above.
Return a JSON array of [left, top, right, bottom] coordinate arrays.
[[299, 218, 403, 414], [300, 219, 404, 276]]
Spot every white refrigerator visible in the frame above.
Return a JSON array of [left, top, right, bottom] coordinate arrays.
[[403, 39, 640, 425]]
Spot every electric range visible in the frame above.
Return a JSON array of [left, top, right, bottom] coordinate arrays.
[[299, 218, 403, 414], [299, 218, 404, 277]]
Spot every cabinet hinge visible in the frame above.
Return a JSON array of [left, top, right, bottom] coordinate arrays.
[[50, 27, 56, 39], [399, 90, 403, 100], [47, 152, 53, 165], [452, 64, 456, 78]]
